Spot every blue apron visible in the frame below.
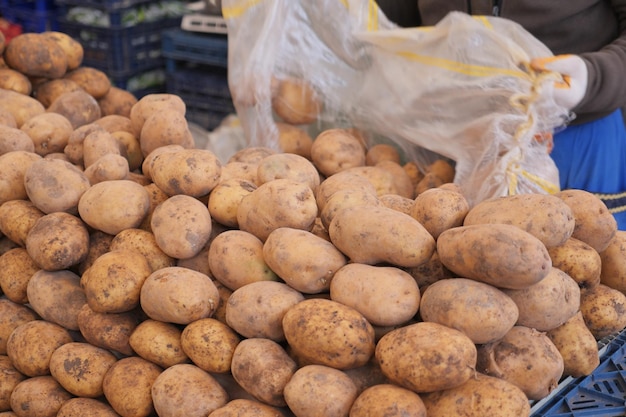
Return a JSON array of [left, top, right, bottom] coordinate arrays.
[[551, 109, 626, 230]]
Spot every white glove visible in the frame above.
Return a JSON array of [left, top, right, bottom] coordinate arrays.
[[531, 54, 588, 110]]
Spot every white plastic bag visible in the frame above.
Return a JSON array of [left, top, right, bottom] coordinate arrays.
[[222, 0, 570, 205]]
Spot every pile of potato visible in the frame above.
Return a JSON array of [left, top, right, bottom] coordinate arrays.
[[1, 30, 626, 417]]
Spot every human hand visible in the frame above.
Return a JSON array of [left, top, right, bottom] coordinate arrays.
[[530, 54, 588, 110]]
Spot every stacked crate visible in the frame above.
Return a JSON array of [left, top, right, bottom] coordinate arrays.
[[53, 0, 185, 98], [0, 0, 58, 34]]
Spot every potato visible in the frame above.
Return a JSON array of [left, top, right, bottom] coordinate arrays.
[[0, 248, 40, 304], [344, 165, 398, 196], [102, 356, 162, 417], [84, 153, 130, 184], [503, 267, 581, 332], [81, 249, 152, 313], [375, 322, 476, 393], [63, 122, 105, 166], [19, 112, 72, 157], [315, 169, 378, 213], [112, 131, 142, 171], [477, 325, 564, 400], [151, 363, 229, 417], [218, 161, 259, 184], [579, 283, 626, 339], [33, 78, 82, 108], [365, 143, 401, 166], [4, 33, 67, 78], [129, 319, 189, 368], [25, 211, 89, 271], [225, 281, 304, 341], [379, 193, 415, 215], [140, 144, 184, 181], [64, 66, 111, 98], [272, 77, 321, 125], [0, 107, 15, 128], [282, 298, 376, 370], [178, 317, 239, 374], [0, 88, 45, 127], [275, 122, 313, 159], [209, 399, 287, 417], [47, 89, 102, 129], [56, 397, 120, 417], [310, 128, 366, 177], [410, 187, 470, 239], [77, 304, 139, 356], [0, 299, 38, 355], [419, 278, 518, 344], [0, 200, 44, 247], [40, 31, 83, 70], [78, 179, 150, 235], [555, 188, 617, 253], [256, 152, 320, 192], [329, 205, 436, 268], [548, 236, 602, 289], [421, 373, 531, 417], [375, 160, 415, 199], [237, 178, 318, 241], [76, 230, 113, 275], [263, 227, 347, 294], [0, 68, 31, 95], [150, 194, 212, 259], [150, 148, 222, 197], [26, 269, 85, 330], [546, 311, 599, 377], [437, 223, 552, 289], [49, 342, 117, 398], [94, 114, 133, 134], [139, 109, 195, 157], [98, 86, 138, 118], [599, 230, 626, 293], [228, 146, 277, 164], [129, 93, 186, 136], [230, 338, 298, 407], [320, 187, 382, 229], [330, 263, 420, 327], [208, 178, 257, 228], [110, 228, 175, 272], [9, 376, 72, 417], [7, 320, 73, 377], [0, 355, 27, 412], [140, 266, 219, 325], [404, 250, 455, 291], [415, 171, 445, 195], [349, 384, 426, 417], [24, 158, 90, 214], [0, 125, 34, 155], [283, 364, 357, 417]]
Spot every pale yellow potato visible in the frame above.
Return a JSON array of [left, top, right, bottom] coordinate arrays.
[[150, 148, 222, 197], [0, 68, 31, 95], [9, 376, 72, 417], [110, 227, 175, 272], [47, 89, 102, 129], [49, 342, 117, 398], [320, 187, 382, 229], [546, 311, 599, 378], [350, 384, 427, 417], [580, 283, 626, 339], [0, 88, 45, 127], [129, 319, 189, 368], [275, 122, 313, 159], [228, 146, 276, 164], [140, 143, 184, 181], [139, 109, 195, 157], [82, 129, 123, 168], [63, 66, 110, 98], [310, 128, 366, 177], [208, 399, 287, 417], [77, 303, 139, 356], [0, 299, 38, 354], [379, 193, 415, 215], [0, 248, 40, 304], [375, 160, 415, 199], [0, 125, 33, 155], [411, 187, 470, 239], [272, 77, 321, 125], [0, 150, 42, 204], [219, 161, 260, 184], [315, 169, 378, 213], [256, 152, 320, 193], [343, 165, 398, 196], [84, 153, 129, 184], [26, 269, 85, 330], [208, 178, 257, 228], [180, 317, 240, 374], [263, 227, 347, 294], [102, 357, 162, 417], [63, 122, 105, 166], [0, 199, 43, 246], [549, 236, 602, 289], [129, 93, 186, 136], [600, 230, 626, 293], [56, 397, 120, 417]]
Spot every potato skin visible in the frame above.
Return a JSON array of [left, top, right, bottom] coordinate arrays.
[[180, 318, 240, 374], [547, 311, 600, 378], [77, 304, 139, 356], [209, 399, 286, 417], [549, 237, 602, 289], [150, 148, 222, 197], [600, 230, 626, 293], [56, 397, 120, 417], [129, 319, 189, 369], [0, 355, 27, 411], [310, 128, 365, 177], [329, 205, 436, 268], [437, 223, 552, 289], [411, 187, 470, 239], [9, 375, 72, 417], [375, 322, 477, 393], [579, 283, 626, 339], [102, 357, 162, 417], [0, 150, 42, 204], [0, 299, 38, 354], [0, 247, 41, 304], [4, 33, 67, 78]]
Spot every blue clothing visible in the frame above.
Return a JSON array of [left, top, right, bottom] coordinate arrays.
[[551, 109, 626, 230]]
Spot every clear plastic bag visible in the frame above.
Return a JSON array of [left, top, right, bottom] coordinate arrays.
[[222, 0, 570, 205]]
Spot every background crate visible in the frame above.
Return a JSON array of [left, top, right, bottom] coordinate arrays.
[[54, 0, 156, 10], [111, 67, 167, 98], [162, 28, 228, 68], [0, 0, 58, 33], [530, 330, 626, 416], [165, 62, 234, 130]]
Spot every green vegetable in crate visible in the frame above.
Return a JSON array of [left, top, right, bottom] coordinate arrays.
[[4, 33, 68, 79]]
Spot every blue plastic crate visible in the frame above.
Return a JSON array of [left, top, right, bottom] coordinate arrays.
[[54, 0, 155, 11], [0, 0, 58, 33], [530, 330, 626, 416], [165, 63, 234, 130], [111, 67, 167, 99], [161, 28, 228, 68]]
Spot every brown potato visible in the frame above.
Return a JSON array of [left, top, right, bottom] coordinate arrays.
[[151, 363, 229, 417], [0, 355, 27, 412], [375, 160, 415, 199], [33, 78, 83, 108], [410, 187, 470, 239], [282, 298, 376, 370], [139, 109, 195, 157], [150, 148, 222, 197], [84, 153, 130, 184], [549, 236, 602, 289], [82, 129, 124, 168], [0, 107, 15, 128], [330, 263, 420, 327], [0, 200, 44, 247], [209, 399, 287, 417], [230, 338, 299, 407], [228, 146, 277, 165], [208, 178, 257, 228], [419, 278, 518, 344], [0, 125, 33, 155], [0, 88, 45, 127], [350, 384, 427, 417], [365, 143, 401, 166], [379, 193, 415, 215], [310, 128, 366, 177], [63, 122, 105, 166], [76, 230, 113, 275], [140, 266, 220, 325], [4, 33, 67, 78], [112, 131, 142, 171], [217, 161, 259, 184], [129, 93, 186, 137], [179, 317, 239, 374], [422, 373, 531, 417], [63, 66, 111, 98], [49, 342, 118, 398], [256, 152, 320, 193], [580, 283, 626, 339], [98, 86, 138, 118], [315, 169, 378, 213], [329, 205, 436, 268], [225, 281, 304, 341], [599, 230, 626, 293], [272, 77, 321, 125], [138, 183, 170, 232], [283, 365, 357, 417], [404, 250, 455, 292], [102, 357, 163, 417], [47, 89, 102, 129], [320, 187, 382, 229], [0, 299, 38, 354], [9, 376, 72, 417], [77, 304, 140, 356], [56, 397, 120, 417], [275, 122, 313, 159], [110, 228, 175, 272], [437, 223, 552, 289], [25, 211, 89, 271], [20, 112, 73, 156], [26, 269, 85, 330], [40, 31, 83, 70], [0, 68, 31, 95], [344, 165, 398, 196], [129, 319, 189, 368], [477, 325, 564, 401], [6, 320, 73, 377], [0, 248, 40, 304], [263, 227, 347, 294]]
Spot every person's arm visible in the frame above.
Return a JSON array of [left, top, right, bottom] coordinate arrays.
[[376, 0, 421, 27]]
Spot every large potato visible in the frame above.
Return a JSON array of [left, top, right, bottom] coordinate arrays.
[[349, 384, 427, 417], [0, 150, 42, 204], [263, 227, 347, 294], [310, 128, 366, 177], [256, 152, 320, 192], [56, 397, 120, 417], [282, 298, 376, 370], [41, 31, 83, 70], [139, 109, 194, 157], [110, 228, 175, 272], [410, 187, 470, 239], [437, 223, 552, 289], [209, 399, 287, 417], [77, 304, 140, 356], [329, 205, 436, 268], [315, 169, 377, 213], [330, 263, 420, 327], [477, 325, 564, 401], [0, 200, 43, 247], [82, 129, 123, 168], [129, 93, 186, 137], [129, 319, 189, 369], [63, 66, 110, 98], [579, 283, 626, 339], [4, 33, 67, 78], [0, 125, 34, 155], [47, 90, 102, 129], [20, 112, 73, 156], [9, 376, 72, 417], [320, 187, 382, 229], [26, 269, 85, 330], [33, 78, 83, 108], [0, 88, 45, 127], [150, 148, 222, 197], [180, 318, 240, 374], [419, 278, 518, 344], [375, 322, 477, 393]]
